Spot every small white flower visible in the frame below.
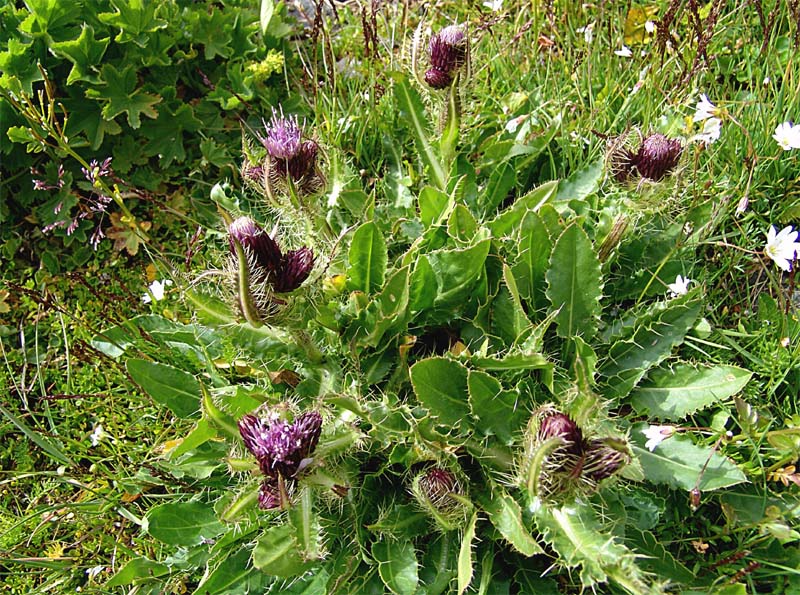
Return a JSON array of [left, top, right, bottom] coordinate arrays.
[[693, 94, 719, 123], [482, 0, 503, 11], [667, 274, 692, 297], [614, 45, 633, 58], [577, 22, 594, 44], [772, 122, 800, 151], [642, 425, 676, 451], [691, 117, 722, 144], [765, 225, 800, 272], [142, 279, 173, 304], [644, 20, 656, 34], [86, 565, 105, 580], [90, 424, 105, 447]]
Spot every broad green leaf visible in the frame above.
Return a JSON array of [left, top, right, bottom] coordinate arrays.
[[393, 73, 446, 190], [545, 224, 603, 339], [50, 25, 110, 85], [481, 161, 516, 216], [98, 0, 168, 47], [467, 352, 550, 372], [468, 370, 525, 444], [428, 239, 490, 309], [478, 488, 542, 556], [106, 557, 170, 587], [631, 423, 747, 490], [127, 359, 201, 418], [146, 501, 224, 546], [458, 511, 479, 595], [410, 358, 470, 429], [372, 539, 419, 595], [630, 364, 752, 420], [195, 549, 272, 595], [570, 336, 597, 392], [289, 489, 323, 561], [626, 529, 695, 584], [168, 418, 216, 459], [491, 266, 530, 346], [85, 64, 161, 128], [348, 221, 387, 294], [252, 524, 315, 577], [359, 266, 411, 347], [600, 298, 703, 400], [512, 210, 552, 311], [448, 204, 479, 244], [556, 159, 603, 203], [0, 402, 74, 466], [419, 185, 450, 227], [260, 0, 275, 34], [418, 534, 456, 595], [409, 255, 436, 312], [140, 103, 203, 166], [19, 0, 81, 37], [488, 180, 558, 237]]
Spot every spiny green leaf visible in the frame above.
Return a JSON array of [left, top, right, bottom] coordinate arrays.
[[347, 221, 387, 293], [477, 487, 542, 557], [546, 224, 603, 339], [458, 511, 479, 595], [146, 501, 224, 546], [488, 180, 558, 237], [372, 539, 419, 595], [512, 210, 553, 312], [468, 370, 525, 444], [410, 357, 470, 430], [630, 363, 752, 420], [252, 524, 314, 577]]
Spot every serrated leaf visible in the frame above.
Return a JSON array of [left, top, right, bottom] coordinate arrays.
[[478, 488, 542, 556], [631, 423, 747, 490], [546, 224, 603, 339], [600, 298, 702, 400], [195, 549, 271, 595], [126, 359, 201, 418], [631, 364, 752, 420], [488, 180, 558, 237], [146, 501, 223, 546], [372, 539, 419, 595], [458, 511, 479, 595], [468, 370, 525, 444], [252, 524, 314, 577], [393, 73, 446, 190], [347, 221, 387, 293], [556, 159, 603, 202], [427, 239, 490, 309], [289, 489, 323, 561], [410, 357, 470, 429], [512, 210, 552, 311], [86, 64, 161, 129], [98, 0, 168, 47], [140, 102, 203, 166], [358, 265, 411, 347], [626, 529, 695, 584]]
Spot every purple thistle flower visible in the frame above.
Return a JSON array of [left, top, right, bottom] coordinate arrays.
[[260, 109, 303, 160], [284, 139, 320, 183], [538, 412, 584, 455], [228, 216, 282, 275], [238, 410, 323, 480], [583, 439, 628, 482], [425, 25, 467, 89], [631, 133, 682, 181], [274, 247, 315, 293], [417, 467, 459, 504]]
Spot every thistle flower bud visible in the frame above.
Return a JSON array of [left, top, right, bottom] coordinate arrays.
[[631, 133, 682, 181], [583, 439, 629, 482], [538, 412, 584, 455], [228, 216, 282, 274], [274, 247, 315, 293], [411, 466, 469, 531], [259, 478, 281, 510], [425, 25, 467, 89]]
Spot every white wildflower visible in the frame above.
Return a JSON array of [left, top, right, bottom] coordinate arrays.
[[644, 20, 656, 34], [86, 566, 105, 580], [577, 22, 594, 44], [765, 225, 800, 272], [142, 279, 173, 304], [693, 94, 720, 123], [505, 114, 528, 134], [90, 424, 105, 447], [482, 0, 503, 11], [691, 117, 722, 144], [667, 274, 692, 297], [642, 425, 676, 451], [772, 122, 800, 151], [614, 45, 633, 58]]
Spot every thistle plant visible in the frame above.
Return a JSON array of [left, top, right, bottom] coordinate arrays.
[[410, 466, 471, 531], [606, 130, 683, 184]]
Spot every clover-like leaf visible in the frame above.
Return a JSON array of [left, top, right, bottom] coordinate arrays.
[[86, 64, 161, 129]]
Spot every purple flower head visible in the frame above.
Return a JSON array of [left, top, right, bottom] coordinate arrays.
[[285, 140, 319, 182], [417, 467, 459, 505], [632, 133, 682, 181], [238, 411, 323, 480], [260, 109, 303, 160], [425, 25, 467, 89], [583, 439, 629, 482], [538, 412, 584, 455], [228, 216, 282, 275], [274, 247, 315, 293]]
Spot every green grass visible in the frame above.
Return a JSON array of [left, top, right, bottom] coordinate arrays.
[[2, 1, 800, 593]]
